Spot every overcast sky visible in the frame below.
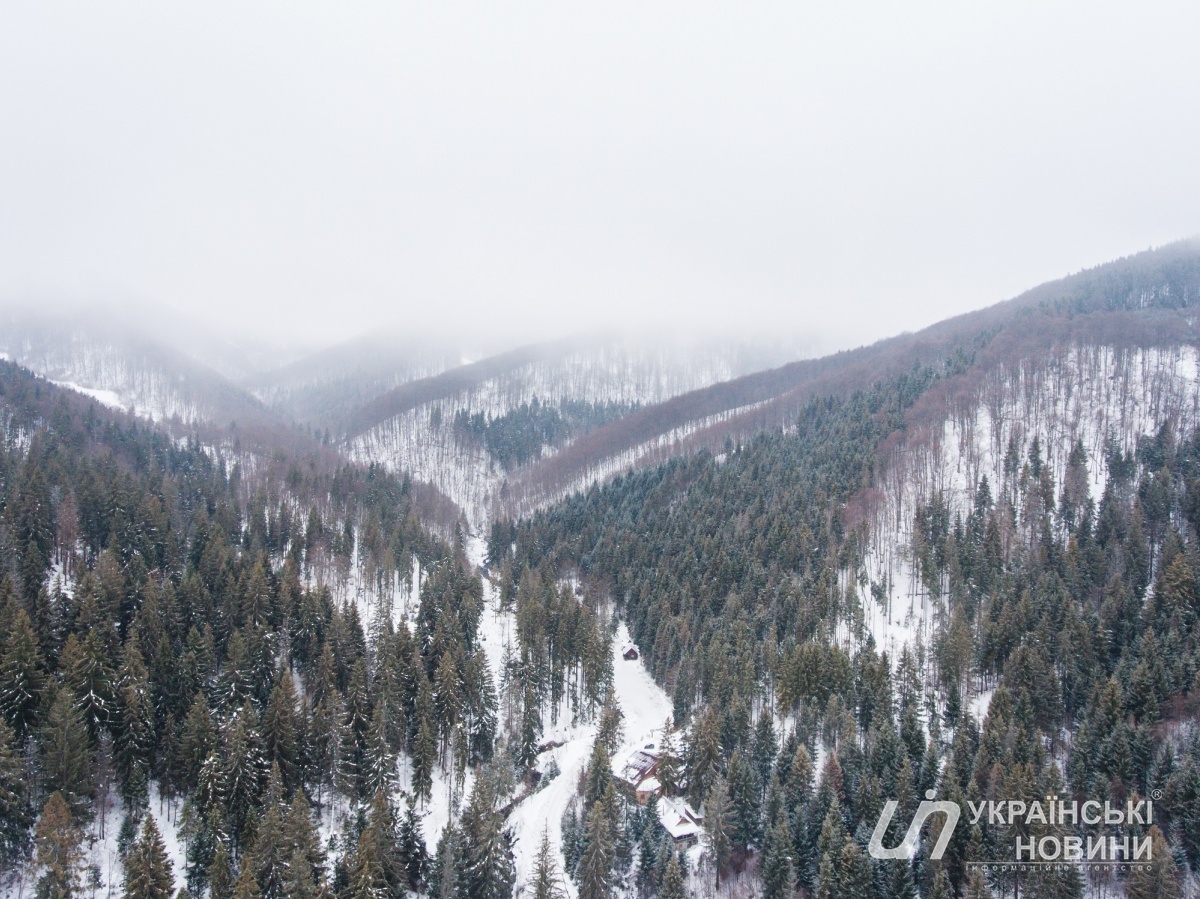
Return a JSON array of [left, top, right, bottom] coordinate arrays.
[[1, 2, 1197, 352]]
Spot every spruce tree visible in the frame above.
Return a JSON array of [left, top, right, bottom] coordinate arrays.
[[262, 673, 299, 793], [703, 778, 732, 887], [760, 818, 795, 899], [577, 795, 615, 899], [658, 853, 685, 899], [123, 815, 175, 899], [396, 797, 429, 892], [40, 688, 93, 813], [0, 718, 32, 865], [726, 751, 761, 852], [0, 606, 44, 738], [207, 842, 235, 899], [232, 864, 262, 899], [834, 839, 873, 899], [33, 792, 83, 899], [529, 827, 565, 899], [115, 677, 154, 809], [460, 776, 515, 899], [1125, 825, 1181, 899]]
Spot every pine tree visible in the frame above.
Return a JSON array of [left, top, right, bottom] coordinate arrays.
[[283, 789, 324, 890], [759, 818, 795, 899], [964, 868, 993, 899], [518, 677, 541, 770], [224, 704, 268, 843], [412, 714, 436, 805], [883, 859, 917, 899], [577, 795, 615, 899], [250, 789, 287, 899], [60, 630, 114, 743], [658, 852, 685, 899], [656, 720, 681, 797], [584, 739, 612, 807], [232, 864, 262, 899], [115, 676, 154, 809], [428, 825, 461, 899], [40, 688, 93, 813], [262, 673, 299, 793], [703, 778, 732, 886], [33, 792, 83, 899], [834, 839, 873, 899], [752, 712, 778, 789], [1125, 825, 1181, 899], [726, 750, 761, 851], [363, 700, 395, 799], [123, 815, 175, 899], [0, 718, 32, 865], [207, 842, 235, 899], [684, 709, 721, 805], [0, 606, 44, 738], [396, 797, 429, 892], [529, 827, 565, 899], [460, 776, 515, 899], [177, 692, 217, 791]]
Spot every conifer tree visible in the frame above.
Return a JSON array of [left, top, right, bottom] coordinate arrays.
[[123, 815, 175, 899], [232, 864, 262, 899], [207, 842, 235, 899], [703, 778, 732, 887], [685, 709, 721, 805], [1125, 826, 1181, 899], [363, 700, 395, 799], [0, 717, 32, 865], [760, 818, 795, 899], [396, 797, 429, 892], [834, 838, 873, 899], [262, 673, 298, 793], [577, 795, 615, 899], [0, 606, 44, 738], [115, 676, 154, 808], [529, 827, 565, 899], [40, 688, 92, 813], [460, 776, 515, 899], [726, 750, 761, 852], [656, 721, 681, 797], [33, 792, 83, 899], [177, 692, 217, 791], [249, 789, 286, 899], [224, 704, 268, 843], [60, 630, 114, 743], [658, 853, 685, 899], [518, 677, 541, 770]]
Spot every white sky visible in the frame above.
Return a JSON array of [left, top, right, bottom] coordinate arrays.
[[1, 2, 1198, 351]]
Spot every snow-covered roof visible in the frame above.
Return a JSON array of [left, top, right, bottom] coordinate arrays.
[[618, 748, 660, 785], [637, 776, 661, 794], [658, 797, 703, 841]]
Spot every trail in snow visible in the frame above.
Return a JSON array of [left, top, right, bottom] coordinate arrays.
[[464, 535, 674, 896]]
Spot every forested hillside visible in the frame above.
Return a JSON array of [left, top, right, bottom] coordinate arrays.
[[0, 361, 537, 899], [488, 244, 1200, 899], [4, 243, 1200, 899]]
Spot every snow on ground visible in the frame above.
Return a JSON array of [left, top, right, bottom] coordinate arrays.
[[464, 534, 677, 896], [351, 346, 779, 529], [50, 379, 127, 412], [856, 345, 1200, 674]]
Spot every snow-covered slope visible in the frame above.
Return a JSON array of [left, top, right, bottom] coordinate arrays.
[[351, 337, 808, 527], [854, 343, 1200, 666]]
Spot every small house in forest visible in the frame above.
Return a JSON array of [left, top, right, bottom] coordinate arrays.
[[622, 644, 639, 661], [658, 797, 704, 845], [617, 746, 660, 801]]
